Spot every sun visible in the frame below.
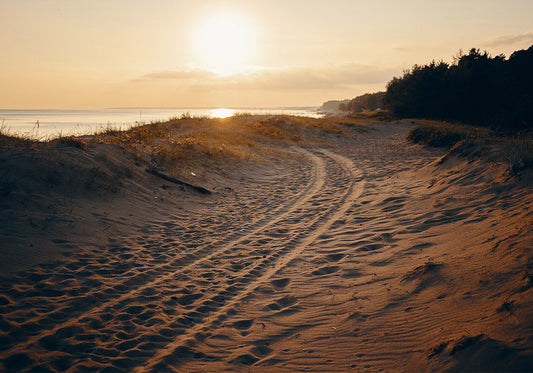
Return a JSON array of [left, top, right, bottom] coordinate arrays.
[[194, 12, 253, 74]]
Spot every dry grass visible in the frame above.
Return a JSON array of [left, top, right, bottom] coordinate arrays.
[[502, 137, 533, 172], [0, 131, 38, 149], [253, 118, 287, 139], [408, 122, 490, 148], [84, 114, 354, 170], [52, 136, 88, 150], [408, 120, 533, 178], [430, 127, 533, 176], [0, 114, 360, 199], [350, 110, 398, 122], [242, 115, 368, 144]]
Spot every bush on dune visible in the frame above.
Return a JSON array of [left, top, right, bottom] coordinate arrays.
[[409, 122, 533, 173], [407, 123, 487, 148]]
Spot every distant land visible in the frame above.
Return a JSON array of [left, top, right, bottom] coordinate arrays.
[[318, 99, 350, 113]]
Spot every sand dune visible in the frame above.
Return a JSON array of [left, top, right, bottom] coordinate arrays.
[[0, 118, 532, 372]]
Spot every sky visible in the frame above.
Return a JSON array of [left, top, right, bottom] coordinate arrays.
[[1, 0, 533, 109]]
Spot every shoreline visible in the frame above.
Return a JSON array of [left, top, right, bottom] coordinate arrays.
[[0, 108, 323, 140]]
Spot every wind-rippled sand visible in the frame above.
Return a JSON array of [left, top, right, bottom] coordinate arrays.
[[1, 119, 532, 372]]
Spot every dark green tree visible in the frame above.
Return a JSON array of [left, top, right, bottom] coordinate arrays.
[[384, 45, 533, 131]]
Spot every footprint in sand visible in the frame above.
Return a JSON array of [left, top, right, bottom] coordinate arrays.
[[233, 319, 254, 330], [325, 253, 345, 262], [311, 265, 339, 276], [271, 278, 290, 289]]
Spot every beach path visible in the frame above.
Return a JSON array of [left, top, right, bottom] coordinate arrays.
[[0, 121, 532, 372]]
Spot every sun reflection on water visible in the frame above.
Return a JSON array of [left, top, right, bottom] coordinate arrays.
[[210, 108, 235, 118]]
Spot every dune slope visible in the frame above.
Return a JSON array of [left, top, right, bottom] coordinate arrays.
[[0, 118, 531, 372]]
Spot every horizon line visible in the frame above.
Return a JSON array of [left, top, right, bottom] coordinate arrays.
[[0, 106, 321, 111]]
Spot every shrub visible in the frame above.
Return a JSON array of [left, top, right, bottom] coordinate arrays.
[[253, 119, 286, 139], [503, 137, 533, 172], [0, 133, 38, 148], [54, 136, 88, 149], [408, 123, 487, 148]]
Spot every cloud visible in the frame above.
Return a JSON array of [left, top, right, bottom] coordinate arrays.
[[246, 64, 397, 90], [135, 69, 216, 82], [482, 32, 533, 48], [133, 64, 397, 91]]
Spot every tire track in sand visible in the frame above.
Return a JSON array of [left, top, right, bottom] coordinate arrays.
[[0, 147, 326, 361], [0, 146, 317, 335], [136, 149, 365, 372]]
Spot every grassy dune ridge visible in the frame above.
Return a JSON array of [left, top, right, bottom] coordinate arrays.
[[406, 120, 533, 174], [0, 114, 368, 271], [0, 114, 365, 194]]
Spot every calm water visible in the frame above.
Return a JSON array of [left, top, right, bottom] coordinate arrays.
[[0, 107, 321, 139]]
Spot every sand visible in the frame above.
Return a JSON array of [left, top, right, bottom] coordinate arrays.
[[0, 118, 532, 372]]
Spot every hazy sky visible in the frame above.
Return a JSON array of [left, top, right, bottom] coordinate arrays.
[[1, 0, 533, 109]]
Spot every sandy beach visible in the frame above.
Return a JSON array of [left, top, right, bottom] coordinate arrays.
[[1, 116, 532, 372]]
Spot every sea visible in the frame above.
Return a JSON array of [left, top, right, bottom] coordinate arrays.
[[0, 107, 323, 139]]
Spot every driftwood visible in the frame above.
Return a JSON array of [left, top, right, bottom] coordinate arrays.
[[145, 168, 211, 194]]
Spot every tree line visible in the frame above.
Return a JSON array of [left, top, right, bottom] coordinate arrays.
[[339, 92, 385, 112], [384, 45, 533, 131]]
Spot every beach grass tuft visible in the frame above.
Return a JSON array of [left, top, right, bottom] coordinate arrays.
[[408, 122, 489, 148]]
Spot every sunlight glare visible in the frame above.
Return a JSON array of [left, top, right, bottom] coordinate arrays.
[[194, 12, 253, 74], [210, 108, 235, 118]]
